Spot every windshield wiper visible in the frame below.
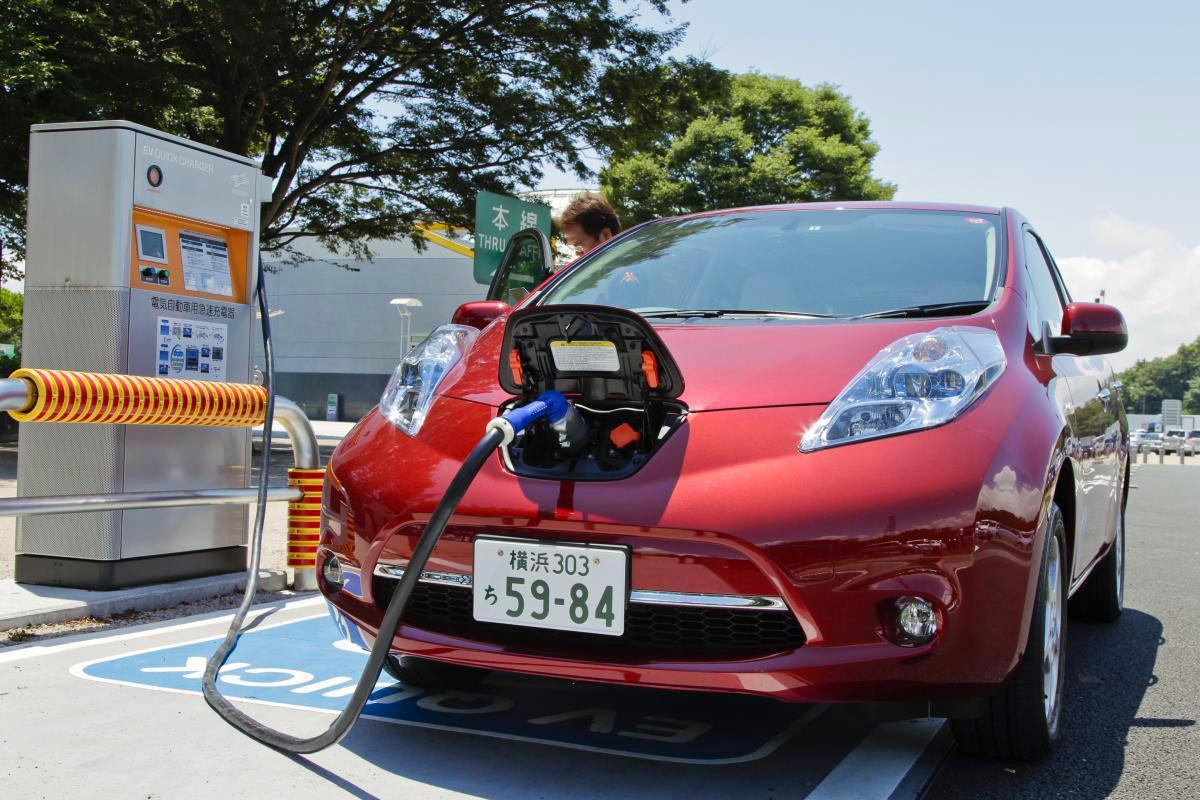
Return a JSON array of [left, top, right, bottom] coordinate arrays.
[[639, 309, 837, 319], [851, 300, 992, 320]]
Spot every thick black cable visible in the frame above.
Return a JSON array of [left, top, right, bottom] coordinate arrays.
[[201, 257, 505, 752]]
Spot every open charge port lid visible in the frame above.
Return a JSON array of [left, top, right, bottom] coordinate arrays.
[[499, 304, 685, 402]]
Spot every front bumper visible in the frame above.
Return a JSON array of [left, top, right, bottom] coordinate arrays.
[[321, 397, 1044, 704]]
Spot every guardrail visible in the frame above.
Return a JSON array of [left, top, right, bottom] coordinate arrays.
[[0, 370, 324, 590]]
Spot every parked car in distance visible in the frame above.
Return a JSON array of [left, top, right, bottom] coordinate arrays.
[[1139, 431, 1163, 452], [1162, 429, 1187, 454], [1186, 430, 1200, 454]]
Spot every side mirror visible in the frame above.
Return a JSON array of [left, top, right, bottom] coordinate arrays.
[[451, 300, 509, 330], [1049, 302, 1128, 356]]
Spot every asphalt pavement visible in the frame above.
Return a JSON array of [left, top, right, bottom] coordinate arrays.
[[929, 462, 1200, 800]]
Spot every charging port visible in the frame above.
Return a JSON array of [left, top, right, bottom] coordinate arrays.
[[498, 305, 688, 482]]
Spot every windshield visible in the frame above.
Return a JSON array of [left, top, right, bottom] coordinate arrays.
[[540, 209, 1001, 318]]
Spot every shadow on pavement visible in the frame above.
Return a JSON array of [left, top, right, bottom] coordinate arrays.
[[930, 607, 1173, 799]]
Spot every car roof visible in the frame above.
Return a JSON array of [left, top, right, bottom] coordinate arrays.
[[667, 200, 1004, 221]]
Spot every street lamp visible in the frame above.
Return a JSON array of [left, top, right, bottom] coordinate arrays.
[[390, 297, 424, 355]]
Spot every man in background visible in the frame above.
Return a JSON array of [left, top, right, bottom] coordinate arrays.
[[559, 193, 621, 256]]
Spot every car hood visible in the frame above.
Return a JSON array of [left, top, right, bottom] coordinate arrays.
[[441, 315, 1001, 411]]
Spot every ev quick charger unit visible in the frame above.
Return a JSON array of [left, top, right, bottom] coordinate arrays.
[[17, 121, 264, 589]]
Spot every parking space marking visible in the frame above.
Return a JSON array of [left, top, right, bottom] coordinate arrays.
[[69, 611, 829, 765], [0, 595, 325, 665], [803, 718, 946, 800]]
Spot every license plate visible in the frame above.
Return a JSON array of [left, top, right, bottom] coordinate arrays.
[[472, 536, 628, 636]]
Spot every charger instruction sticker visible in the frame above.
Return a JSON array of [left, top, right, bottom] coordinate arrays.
[[157, 316, 227, 380], [550, 340, 621, 372], [179, 231, 234, 297]]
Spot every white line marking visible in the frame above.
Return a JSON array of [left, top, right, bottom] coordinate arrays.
[[804, 718, 944, 800], [0, 596, 324, 665]]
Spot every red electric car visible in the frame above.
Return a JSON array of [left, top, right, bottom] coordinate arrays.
[[319, 202, 1129, 760]]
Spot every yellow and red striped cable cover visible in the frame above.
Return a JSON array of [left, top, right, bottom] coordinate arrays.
[[7, 368, 268, 428]]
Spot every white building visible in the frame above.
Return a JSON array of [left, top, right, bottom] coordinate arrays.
[[258, 228, 481, 420]]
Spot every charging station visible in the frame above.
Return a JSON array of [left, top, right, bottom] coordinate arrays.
[[16, 121, 264, 589]]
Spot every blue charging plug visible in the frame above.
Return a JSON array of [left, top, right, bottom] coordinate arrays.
[[485, 390, 570, 445]]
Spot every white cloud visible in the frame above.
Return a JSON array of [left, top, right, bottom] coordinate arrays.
[[1087, 213, 1178, 255], [1057, 215, 1200, 371]]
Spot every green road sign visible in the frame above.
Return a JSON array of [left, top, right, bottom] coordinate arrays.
[[473, 190, 552, 284]]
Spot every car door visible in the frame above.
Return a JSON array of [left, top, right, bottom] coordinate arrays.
[[1024, 229, 1118, 578], [486, 228, 554, 305]]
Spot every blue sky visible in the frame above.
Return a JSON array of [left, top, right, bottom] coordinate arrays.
[[541, 1, 1200, 367]]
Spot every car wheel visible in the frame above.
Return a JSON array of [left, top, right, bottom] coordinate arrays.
[[382, 654, 490, 689], [951, 502, 1067, 760], [1071, 501, 1125, 623]]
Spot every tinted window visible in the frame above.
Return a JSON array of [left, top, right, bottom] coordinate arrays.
[[540, 210, 1001, 317], [1023, 231, 1065, 332]]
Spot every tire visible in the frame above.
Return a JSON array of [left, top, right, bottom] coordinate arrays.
[[382, 654, 489, 689], [951, 502, 1067, 760], [1070, 501, 1125, 623]]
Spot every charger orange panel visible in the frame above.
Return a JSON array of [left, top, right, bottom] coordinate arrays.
[[128, 207, 249, 304]]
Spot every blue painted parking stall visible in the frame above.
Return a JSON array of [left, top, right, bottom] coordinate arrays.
[[75, 608, 824, 764]]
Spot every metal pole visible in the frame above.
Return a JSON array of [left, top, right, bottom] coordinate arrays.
[[271, 396, 320, 470], [0, 378, 30, 413], [272, 396, 322, 590], [0, 486, 301, 517]]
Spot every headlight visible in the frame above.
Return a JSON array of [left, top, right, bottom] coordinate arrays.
[[800, 326, 1005, 452], [380, 324, 478, 436]]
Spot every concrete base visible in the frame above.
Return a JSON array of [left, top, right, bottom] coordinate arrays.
[[15, 546, 248, 591], [0, 569, 288, 631]]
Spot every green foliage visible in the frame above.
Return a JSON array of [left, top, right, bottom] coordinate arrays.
[[599, 71, 896, 224], [0, 286, 23, 353], [0, 287, 22, 378], [0, 1, 683, 268], [1116, 336, 1200, 415]]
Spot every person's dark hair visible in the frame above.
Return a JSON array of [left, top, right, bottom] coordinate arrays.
[[560, 193, 620, 238]]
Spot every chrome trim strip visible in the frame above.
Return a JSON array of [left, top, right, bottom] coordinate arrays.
[[373, 565, 787, 611], [375, 565, 472, 587], [629, 590, 787, 610]]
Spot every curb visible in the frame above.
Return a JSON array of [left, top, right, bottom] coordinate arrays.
[[0, 569, 289, 632]]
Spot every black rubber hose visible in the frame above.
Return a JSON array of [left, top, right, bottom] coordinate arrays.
[[204, 427, 504, 753], [201, 265, 505, 751]]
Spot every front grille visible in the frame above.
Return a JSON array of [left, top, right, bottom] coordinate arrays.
[[373, 576, 806, 662]]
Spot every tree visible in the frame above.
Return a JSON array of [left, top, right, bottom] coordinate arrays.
[[0, 286, 21, 351], [600, 71, 896, 224], [1, 1, 684, 267], [1116, 335, 1200, 415]]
